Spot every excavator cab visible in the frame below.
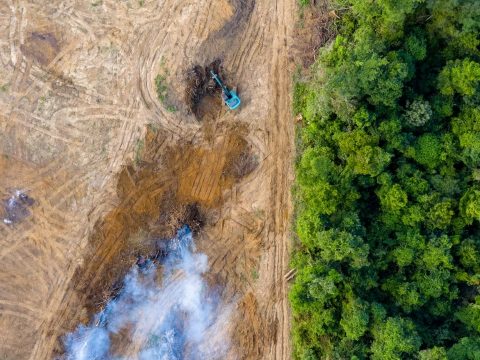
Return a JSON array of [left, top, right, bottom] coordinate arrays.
[[210, 70, 241, 110]]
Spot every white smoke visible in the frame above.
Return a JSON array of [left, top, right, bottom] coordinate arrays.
[[63, 226, 231, 360]]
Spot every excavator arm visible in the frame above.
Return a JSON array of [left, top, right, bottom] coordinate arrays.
[[210, 70, 241, 110]]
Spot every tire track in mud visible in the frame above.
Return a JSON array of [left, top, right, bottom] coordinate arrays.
[[0, 0, 296, 358], [198, 0, 295, 357], [0, 173, 86, 360]]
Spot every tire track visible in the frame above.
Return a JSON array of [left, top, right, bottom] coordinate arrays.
[[0, 0, 296, 358]]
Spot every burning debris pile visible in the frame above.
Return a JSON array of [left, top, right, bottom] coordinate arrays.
[[2, 190, 35, 225], [63, 225, 231, 360]]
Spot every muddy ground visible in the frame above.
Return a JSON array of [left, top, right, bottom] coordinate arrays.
[[0, 0, 297, 359]]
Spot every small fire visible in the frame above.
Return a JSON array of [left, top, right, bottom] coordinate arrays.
[[64, 226, 231, 360]]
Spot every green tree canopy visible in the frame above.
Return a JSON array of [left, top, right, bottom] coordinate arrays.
[[291, 0, 480, 358]]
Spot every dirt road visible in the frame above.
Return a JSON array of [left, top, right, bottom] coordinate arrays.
[[0, 0, 295, 358]]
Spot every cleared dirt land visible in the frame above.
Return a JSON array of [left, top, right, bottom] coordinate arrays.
[[0, 0, 295, 358]]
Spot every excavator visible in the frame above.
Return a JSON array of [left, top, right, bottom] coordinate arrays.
[[210, 70, 241, 110]]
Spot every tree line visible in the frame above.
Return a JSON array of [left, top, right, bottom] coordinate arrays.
[[291, 0, 480, 359]]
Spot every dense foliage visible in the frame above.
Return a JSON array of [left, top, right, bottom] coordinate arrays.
[[291, 1, 480, 359]]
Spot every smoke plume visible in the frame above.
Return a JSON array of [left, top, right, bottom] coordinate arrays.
[[63, 225, 231, 360]]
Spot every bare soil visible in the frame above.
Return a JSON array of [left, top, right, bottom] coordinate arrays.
[[0, 0, 296, 359]]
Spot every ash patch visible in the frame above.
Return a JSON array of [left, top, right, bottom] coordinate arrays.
[[2, 190, 35, 225], [21, 32, 60, 66]]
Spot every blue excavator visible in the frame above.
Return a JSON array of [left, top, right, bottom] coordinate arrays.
[[210, 70, 241, 110]]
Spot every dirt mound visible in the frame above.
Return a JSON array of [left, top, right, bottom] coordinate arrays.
[[223, 145, 259, 180], [185, 60, 228, 118]]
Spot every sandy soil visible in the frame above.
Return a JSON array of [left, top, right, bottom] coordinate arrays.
[[0, 0, 296, 358]]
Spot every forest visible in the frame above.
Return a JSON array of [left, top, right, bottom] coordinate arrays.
[[290, 0, 480, 359]]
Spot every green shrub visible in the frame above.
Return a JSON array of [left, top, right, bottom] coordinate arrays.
[[154, 60, 177, 112]]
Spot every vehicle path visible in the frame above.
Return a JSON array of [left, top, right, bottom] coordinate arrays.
[[0, 0, 296, 358]]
